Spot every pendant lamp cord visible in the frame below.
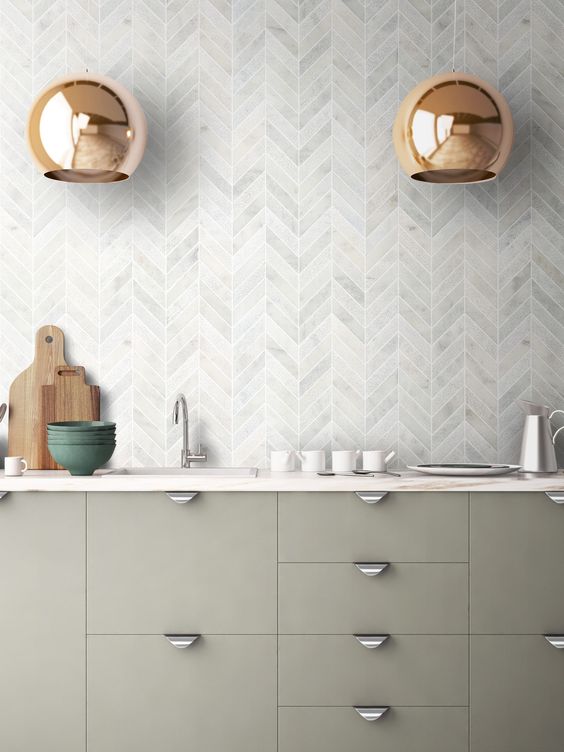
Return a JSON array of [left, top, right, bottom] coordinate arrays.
[[452, 0, 457, 71]]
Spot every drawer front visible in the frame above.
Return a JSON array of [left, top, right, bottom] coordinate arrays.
[[0, 492, 85, 752], [279, 635, 468, 706], [279, 707, 468, 752], [471, 492, 564, 632], [88, 635, 276, 752], [279, 492, 468, 562], [87, 492, 277, 633], [279, 563, 468, 634], [471, 635, 564, 752]]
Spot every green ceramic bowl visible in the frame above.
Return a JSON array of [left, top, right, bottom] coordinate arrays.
[[47, 421, 116, 431], [47, 442, 116, 476], [47, 437, 116, 445], [47, 429, 115, 438]]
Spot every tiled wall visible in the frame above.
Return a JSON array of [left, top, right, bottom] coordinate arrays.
[[0, 0, 562, 468]]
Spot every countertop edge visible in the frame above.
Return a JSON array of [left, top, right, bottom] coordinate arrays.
[[0, 469, 563, 493]]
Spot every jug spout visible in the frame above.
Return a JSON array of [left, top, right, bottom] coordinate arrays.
[[518, 400, 550, 417]]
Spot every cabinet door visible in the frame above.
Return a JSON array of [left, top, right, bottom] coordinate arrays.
[[471, 492, 564, 632], [471, 635, 564, 752], [87, 492, 277, 633], [0, 492, 85, 752], [88, 635, 276, 752], [279, 707, 468, 752], [279, 492, 468, 562]]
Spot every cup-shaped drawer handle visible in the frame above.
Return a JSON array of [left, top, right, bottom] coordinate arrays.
[[355, 491, 388, 504], [545, 635, 564, 649], [0, 492, 8, 501], [355, 562, 389, 576], [354, 706, 390, 721], [545, 492, 564, 504], [165, 492, 199, 504], [354, 634, 390, 649], [163, 634, 201, 648]]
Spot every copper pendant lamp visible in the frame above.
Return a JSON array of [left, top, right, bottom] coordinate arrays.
[[393, 0, 513, 184], [393, 72, 513, 184], [26, 72, 147, 183]]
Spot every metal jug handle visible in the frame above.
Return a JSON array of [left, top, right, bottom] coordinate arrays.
[[549, 410, 564, 445]]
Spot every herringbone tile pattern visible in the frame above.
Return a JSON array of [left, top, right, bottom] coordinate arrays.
[[0, 0, 562, 467]]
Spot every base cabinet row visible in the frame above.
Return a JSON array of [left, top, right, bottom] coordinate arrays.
[[1, 490, 564, 752]]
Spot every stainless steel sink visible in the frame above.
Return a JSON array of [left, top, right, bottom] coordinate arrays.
[[104, 467, 258, 477]]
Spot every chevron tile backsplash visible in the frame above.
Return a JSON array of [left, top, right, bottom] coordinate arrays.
[[0, 0, 562, 468]]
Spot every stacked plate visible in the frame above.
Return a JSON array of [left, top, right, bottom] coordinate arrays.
[[47, 421, 116, 476]]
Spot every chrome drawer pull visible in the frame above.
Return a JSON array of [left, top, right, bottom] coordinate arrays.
[[355, 491, 388, 504], [545, 635, 564, 649], [163, 634, 200, 648], [354, 706, 389, 721], [354, 562, 389, 576], [545, 492, 564, 504], [354, 634, 389, 649], [165, 492, 199, 504], [0, 492, 8, 501]]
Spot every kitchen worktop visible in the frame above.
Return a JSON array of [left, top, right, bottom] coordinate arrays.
[[1, 469, 564, 492]]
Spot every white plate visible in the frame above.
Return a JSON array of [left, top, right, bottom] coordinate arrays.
[[407, 464, 521, 477]]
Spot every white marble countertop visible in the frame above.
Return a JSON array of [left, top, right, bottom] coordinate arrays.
[[1, 468, 564, 493]]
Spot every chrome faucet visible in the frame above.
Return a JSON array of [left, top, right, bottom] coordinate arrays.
[[172, 393, 207, 468]]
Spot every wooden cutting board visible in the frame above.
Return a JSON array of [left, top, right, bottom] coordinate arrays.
[[8, 325, 68, 468], [41, 367, 101, 469]]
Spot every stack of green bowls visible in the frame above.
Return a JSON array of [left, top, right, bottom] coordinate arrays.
[[47, 421, 116, 475]]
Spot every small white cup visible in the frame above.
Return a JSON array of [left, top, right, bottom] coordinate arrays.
[[270, 450, 296, 472], [4, 456, 28, 477], [332, 450, 361, 472], [297, 450, 326, 472], [363, 450, 395, 472]]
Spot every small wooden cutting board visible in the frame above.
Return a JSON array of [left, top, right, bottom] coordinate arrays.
[[8, 325, 68, 468], [41, 367, 101, 469]]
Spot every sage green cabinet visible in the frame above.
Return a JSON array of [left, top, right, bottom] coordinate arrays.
[[470, 492, 564, 633], [471, 635, 564, 752], [0, 492, 85, 752], [87, 492, 277, 634], [279, 492, 468, 562], [279, 707, 469, 752], [87, 634, 276, 752], [279, 562, 468, 634], [279, 634, 468, 706]]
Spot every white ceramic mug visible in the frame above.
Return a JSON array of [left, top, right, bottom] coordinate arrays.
[[270, 450, 296, 472], [297, 450, 326, 472], [332, 450, 361, 472], [363, 450, 395, 472], [4, 456, 28, 477]]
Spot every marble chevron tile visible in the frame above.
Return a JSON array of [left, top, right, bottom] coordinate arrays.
[[266, 0, 299, 453], [0, 0, 561, 468]]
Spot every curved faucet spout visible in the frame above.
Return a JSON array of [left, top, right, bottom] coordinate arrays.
[[171, 393, 207, 468]]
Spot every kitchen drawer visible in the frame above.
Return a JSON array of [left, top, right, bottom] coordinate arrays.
[[279, 634, 468, 706], [471, 635, 564, 752], [279, 707, 468, 752], [87, 492, 276, 634], [88, 634, 276, 752], [0, 492, 85, 752], [279, 563, 468, 634], [471, 492, 564, 632], [279, 492, 468, 562]]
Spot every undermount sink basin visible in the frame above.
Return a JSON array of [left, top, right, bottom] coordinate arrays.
[[105, 467, 258, 477]]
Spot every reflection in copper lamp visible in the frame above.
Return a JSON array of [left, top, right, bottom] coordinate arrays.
[[26, 73, 147, 183], [393, 72, 513, 184]]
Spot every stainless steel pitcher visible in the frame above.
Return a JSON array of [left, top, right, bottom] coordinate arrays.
[[518, 400, 564, 473]]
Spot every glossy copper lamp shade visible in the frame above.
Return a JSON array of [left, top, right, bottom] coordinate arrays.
[[26, 73, 147, 183], [393, 72, 513, 184]]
